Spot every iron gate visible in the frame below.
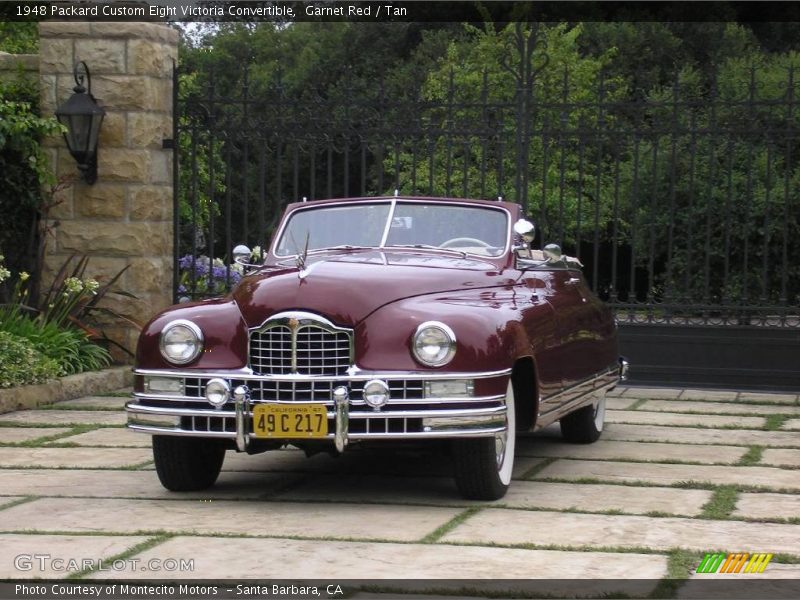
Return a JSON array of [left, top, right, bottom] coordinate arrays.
[[173, 25, 800, 390]]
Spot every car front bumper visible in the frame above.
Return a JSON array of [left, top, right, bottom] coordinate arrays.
[[126, 368, 512, 451]]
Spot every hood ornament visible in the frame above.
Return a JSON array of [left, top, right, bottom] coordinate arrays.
[[291, 231, 311, 278]]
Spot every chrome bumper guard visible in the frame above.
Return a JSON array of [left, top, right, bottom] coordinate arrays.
[[127, 368, 511, 451]]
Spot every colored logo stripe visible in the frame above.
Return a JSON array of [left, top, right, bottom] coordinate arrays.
[[696, 552, 773, 574], [745, 553, 773, 573]]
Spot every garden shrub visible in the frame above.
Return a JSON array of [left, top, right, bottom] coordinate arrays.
[[0, 331, 60, 388], [0, 311, 111, 376]]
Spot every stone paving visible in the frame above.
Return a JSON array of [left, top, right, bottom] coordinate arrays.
[[0, 385, 798, 598]]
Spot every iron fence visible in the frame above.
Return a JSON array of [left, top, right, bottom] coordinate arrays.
[[174, 29, 800, 329]]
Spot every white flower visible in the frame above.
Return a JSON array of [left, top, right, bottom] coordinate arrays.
[[64, 277, 84, 294], [19, 271, 30, 282], [84, 278, 100, 294], [213, 258, 225, 268], [0, 266, 10, 283]]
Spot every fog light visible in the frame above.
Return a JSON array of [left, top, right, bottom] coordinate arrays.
[[205, 378, 230, 408], [424, 379, 474, 398], [363, 379, 390, 409], [144, 377, 185, 396]]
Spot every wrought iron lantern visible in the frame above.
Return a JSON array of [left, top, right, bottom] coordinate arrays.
[[55, 61, 105, 184]]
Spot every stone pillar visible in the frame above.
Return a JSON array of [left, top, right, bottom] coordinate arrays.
[[39, 22, 178, 362]]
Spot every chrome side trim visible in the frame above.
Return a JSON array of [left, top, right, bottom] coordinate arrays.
[[134, 367, 512, 381], [534, 365, 619, 430]]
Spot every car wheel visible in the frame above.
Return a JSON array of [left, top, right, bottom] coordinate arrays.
[[559, 394, 605, 444], [152, 435, 226, 491], [452, 380, 516, 500]]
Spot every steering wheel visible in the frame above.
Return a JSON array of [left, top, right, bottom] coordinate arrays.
[[439, 237, 491, 249]]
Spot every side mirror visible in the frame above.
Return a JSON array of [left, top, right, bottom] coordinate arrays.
[[513, 219, 535, 243], [233, 244, 252, 265], [512, 219, 535, 258], [543, 243, 563, 263]]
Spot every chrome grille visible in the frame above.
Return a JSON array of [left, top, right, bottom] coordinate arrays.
[[250, 326, 293, 374], [249, 318, 352, 377], [294, 327, 351, 376], [247, 379, 337, 402]]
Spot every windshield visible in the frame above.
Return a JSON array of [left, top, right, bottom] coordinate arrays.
[[275, 201, 509, 257]]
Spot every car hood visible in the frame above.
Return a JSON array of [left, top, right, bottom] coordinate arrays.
[[232, 250, 515, 327]]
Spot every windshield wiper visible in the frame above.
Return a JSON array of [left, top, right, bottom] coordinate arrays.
[[388, 244, 467, 259], [306, 245, 375, 254]]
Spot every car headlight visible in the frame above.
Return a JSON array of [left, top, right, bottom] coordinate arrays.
[[412, 321, 456, 367], [159, 319, 203, 365]]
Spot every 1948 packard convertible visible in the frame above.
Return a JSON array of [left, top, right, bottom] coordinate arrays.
[[127, 196, 628, 500]]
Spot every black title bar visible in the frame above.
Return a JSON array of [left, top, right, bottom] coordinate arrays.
[[3, 1, 800, 23]]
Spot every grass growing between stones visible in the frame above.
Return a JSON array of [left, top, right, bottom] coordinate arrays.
[[648, 549, 701, 599], [532, 475, 800, 497], [520, 457, 558, 478], [765, 415, 790, 430], [523, 454, 742, 467], [420, 506, 482, 543], [737, 446, 763, 466], [66, 533, 174, 580], [0, 425, 101, 447], [699, 486, 738, 519], [627, 398, 649, 410], [0, 496, 38, 511]]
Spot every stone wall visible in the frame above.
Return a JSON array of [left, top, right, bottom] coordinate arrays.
[[38, 22, 178, 361], [0, 51, 38, 84]]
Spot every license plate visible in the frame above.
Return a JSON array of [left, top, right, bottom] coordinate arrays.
[[252, 404, 328, 439]]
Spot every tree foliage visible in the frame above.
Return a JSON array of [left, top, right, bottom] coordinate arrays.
[[175, 21, 800, 308]]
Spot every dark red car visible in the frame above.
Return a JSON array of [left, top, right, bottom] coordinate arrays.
[[127, 197, 627, 499]]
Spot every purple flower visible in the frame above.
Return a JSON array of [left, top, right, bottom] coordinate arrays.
[[178, 255, 194, 270]]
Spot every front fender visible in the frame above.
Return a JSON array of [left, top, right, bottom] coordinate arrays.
[[354, 288, 535, 373], [135, 299, 249, 370]]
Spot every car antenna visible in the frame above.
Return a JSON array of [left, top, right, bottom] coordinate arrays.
[[302, 196, 307, 203], [394, 189, 399, 197], [497, 195, 503, 201]]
